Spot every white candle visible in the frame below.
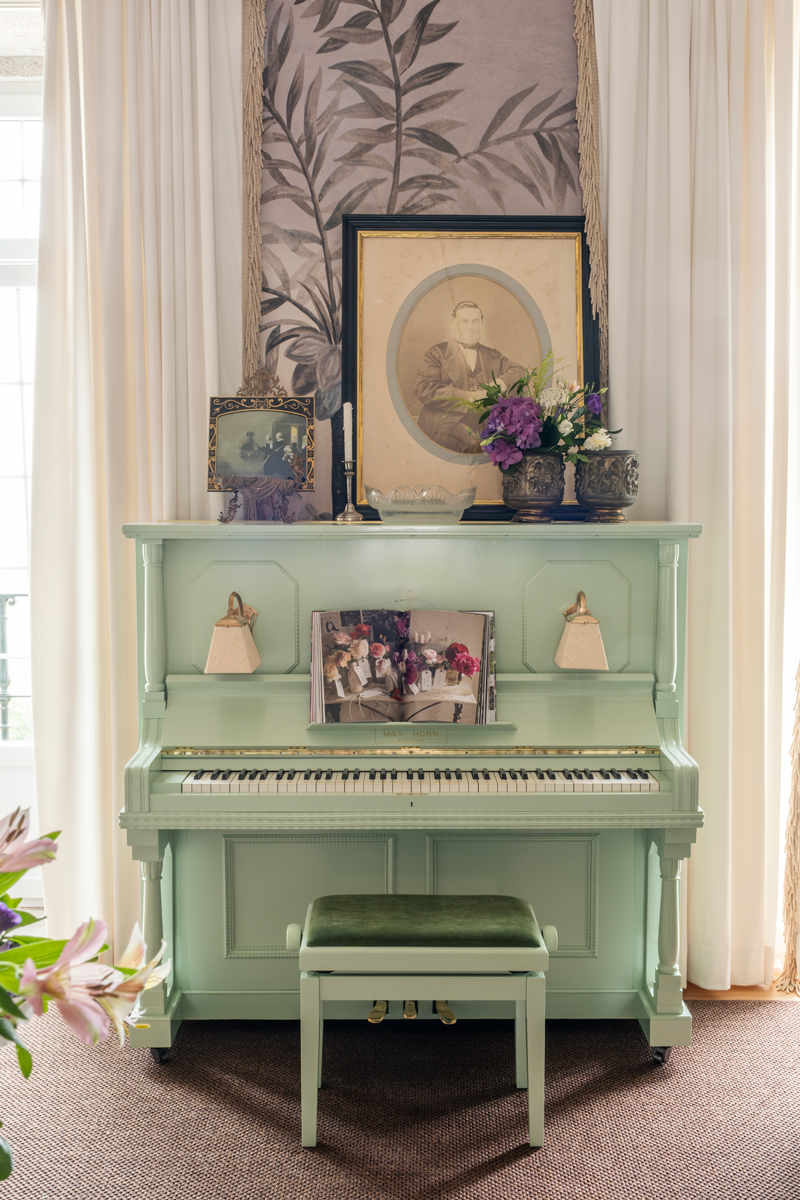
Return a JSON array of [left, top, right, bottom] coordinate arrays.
[[343, 401, 354, 462]]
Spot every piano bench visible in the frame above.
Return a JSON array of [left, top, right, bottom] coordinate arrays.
[[291, 893, 557, 1149]]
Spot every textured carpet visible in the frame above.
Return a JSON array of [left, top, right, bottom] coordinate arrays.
[[1, 1004, 798, 1200]]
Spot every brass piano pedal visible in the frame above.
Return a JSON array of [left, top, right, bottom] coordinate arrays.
[[368, 1000, 388, 1024], [435, 1000, 456, 1025], [403, 1000, 417, 1020]]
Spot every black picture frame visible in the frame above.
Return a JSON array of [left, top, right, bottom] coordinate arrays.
[[339, 214, 600, 522]]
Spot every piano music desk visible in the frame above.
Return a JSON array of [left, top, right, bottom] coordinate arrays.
[[121, 521, 703, 1057]]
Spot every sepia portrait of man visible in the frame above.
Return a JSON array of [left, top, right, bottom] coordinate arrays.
[[413, 300, 528, 455]]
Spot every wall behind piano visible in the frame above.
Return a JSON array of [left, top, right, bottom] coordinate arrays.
[[256, 0, 584, 516]]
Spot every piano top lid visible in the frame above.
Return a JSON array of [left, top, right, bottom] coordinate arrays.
[[123, 520, 703, 541], [160, 673, 664, 753]]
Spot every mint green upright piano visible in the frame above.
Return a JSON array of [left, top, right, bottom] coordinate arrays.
[[121, 520, 702, 1062]]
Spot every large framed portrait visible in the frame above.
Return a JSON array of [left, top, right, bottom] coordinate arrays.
[[207, 395, 315, 491], [341, 215, 600, 520]]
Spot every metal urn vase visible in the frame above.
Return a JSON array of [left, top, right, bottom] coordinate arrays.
[[574, 450, 639, 522], [502, 450, 565, 523]]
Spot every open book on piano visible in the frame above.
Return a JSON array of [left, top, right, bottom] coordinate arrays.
[[310, 608, 495, 725]]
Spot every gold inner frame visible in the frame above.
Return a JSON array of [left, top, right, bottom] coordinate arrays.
[[356, 230, 584, 506]]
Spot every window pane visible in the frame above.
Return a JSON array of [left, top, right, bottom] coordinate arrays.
[[0, 289, 19, 381], [22, 181, 39, 239], [19, 290, 35, 381], [22, 122, 41, 181], [0, 385, 24, 476], [22, 384, 33, 475], [0, 479, 28, 567], [0, 122, 21, 180], [0, 181, 23, 239], [7, 699, 33, 742]]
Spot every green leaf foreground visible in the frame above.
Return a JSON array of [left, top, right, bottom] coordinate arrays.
[[0, 1131, 12, 1182], [0, 986, 25, 1021]]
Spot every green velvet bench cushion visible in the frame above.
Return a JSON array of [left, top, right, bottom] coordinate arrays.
[[305, 894, 540, 948]]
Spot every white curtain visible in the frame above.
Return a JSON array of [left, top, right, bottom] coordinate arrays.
[[32, 0, 242, 949], [593, 0, 800, 987]]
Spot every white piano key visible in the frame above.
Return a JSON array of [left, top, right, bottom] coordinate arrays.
[[555, 771, 574, 793]]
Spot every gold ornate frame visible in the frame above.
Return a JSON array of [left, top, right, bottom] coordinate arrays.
[[208, 392, 315, 494]]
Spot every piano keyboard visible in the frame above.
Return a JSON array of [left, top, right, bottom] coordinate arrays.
[[181, 767, 660, 795]]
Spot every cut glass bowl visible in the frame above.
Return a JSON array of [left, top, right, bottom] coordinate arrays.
[[365, 484, 476, 524]]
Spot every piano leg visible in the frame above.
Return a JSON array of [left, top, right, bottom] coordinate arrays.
[[653, 856, 684, 1015], [125, 831, 184, 1054]]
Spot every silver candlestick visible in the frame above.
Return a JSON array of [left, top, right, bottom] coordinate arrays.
[[335, 460, 363, 522]]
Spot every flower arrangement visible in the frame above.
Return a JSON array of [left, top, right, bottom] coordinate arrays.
[[0, 808, 169, 1180], [449, 350, 615, 472]]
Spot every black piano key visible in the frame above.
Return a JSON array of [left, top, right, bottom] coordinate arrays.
[[638, 769, 650, 780], [418, 770, 425, 780], [303, 770, 312, 780], [407, 770, 414, 781], [455, 770, 463, 780], [324, 770, 332, 780], [193, 770, 204, 779], [275, 771, 285, 781], [220, 770, 232, 780], [353, 770, 361, 779], [369, 770, 376, 780], [535, 770, 545, 779], [519, 770, 529, 780], [237, 770, 248, 780], [509, 770, 519, 780], [471, 770, 480, 780], [499, 770, 508, 780], [286, 771, 296, 780], [562, 770, 573, 780], [573, 770, 584, 780], [391, 770, 398, 779], [380, 770, 387, 780], [259, 770, 269, 780], [583, 770, 594, 780], [483, 771, 491, 780], [626, 769, 639, 780], [210, 770, 221, 780], [599, 770, 611, 780], [444, 770, 452, 780], [341, 769, 349, 780], [610, 770, 621, 779], [248, 770, 258, 780], [314, 771, 322, 781], [434, 770, 441, 780], [546, 770, 556, 780]]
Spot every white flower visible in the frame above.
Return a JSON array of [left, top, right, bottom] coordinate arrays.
[[557, 419, 573, 436], [567, 380, 581, 393], [537, 385, 571, 413], [584, 429, 613, 451]]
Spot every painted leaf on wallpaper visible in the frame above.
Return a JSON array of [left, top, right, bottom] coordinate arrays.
[[259, 0, 582, 428]]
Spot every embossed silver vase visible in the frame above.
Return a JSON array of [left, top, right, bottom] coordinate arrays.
[[501, 450, 565, 523], [574, 450, 639, 522]]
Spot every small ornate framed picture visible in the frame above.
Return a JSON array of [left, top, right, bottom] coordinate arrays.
[[207, 394, 315, 492]]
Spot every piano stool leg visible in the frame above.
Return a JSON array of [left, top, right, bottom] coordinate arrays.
[[525, 973, 546, 1148], [514, 1000, 528, 1089], [300, 972, 321, 1147], [318, 1014, 324, 1088]]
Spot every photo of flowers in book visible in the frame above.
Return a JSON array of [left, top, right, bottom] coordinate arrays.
[[311, 609, 495, 726]]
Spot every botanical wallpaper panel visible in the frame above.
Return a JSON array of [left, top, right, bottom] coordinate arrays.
[[259, 0, 582, 513]]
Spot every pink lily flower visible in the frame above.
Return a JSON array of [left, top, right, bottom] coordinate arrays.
[[95, 924, 170, 1045], [19, 917, 111, 1046], [0, 808, 58, 875]]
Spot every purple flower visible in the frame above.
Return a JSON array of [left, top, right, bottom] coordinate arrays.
[[486, 438, 523, 469], [586, 393, 603, 416], [0, 900, 22, 936]]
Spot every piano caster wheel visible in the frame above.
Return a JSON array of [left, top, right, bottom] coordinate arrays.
[[149, 1047, 171, 1065], [651, 1046, 672, 1065]]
